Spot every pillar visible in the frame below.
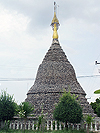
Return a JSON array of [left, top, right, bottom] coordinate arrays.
[[77, 124, 79, 130], [47, 121, 49, 130], [72, 124, 74, 130], [59, 122, 61, 130], [20, 121, 23, 130], [36, 121, 38, 130], [9, 121, 12, 129], [86, 123, 88, 130], [32, 121, 34, 130], [95, 121, 97, 131], [64, 122, 65, 129], [13, 121, 15, 129], [16, 121, 19, 130], [90, 122, 93, 131], [28, 121, 30, 130], [55, 121, 57, 130], [51, 121, 53, 130]]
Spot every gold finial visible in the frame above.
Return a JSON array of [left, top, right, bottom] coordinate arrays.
[[51, 12, 59, 24], [53, 23, 58, 39], [51, 2, 60, 40]]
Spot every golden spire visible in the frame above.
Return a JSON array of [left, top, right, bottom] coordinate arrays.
[[51, 12, 59, 24], [51, 2, 60, 40], [53, 23, 58, 39]]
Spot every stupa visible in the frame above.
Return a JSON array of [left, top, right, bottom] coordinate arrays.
[[26, 2, 94, 119]]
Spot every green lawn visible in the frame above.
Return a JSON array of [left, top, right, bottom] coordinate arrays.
[[0, 129, 95, 133]]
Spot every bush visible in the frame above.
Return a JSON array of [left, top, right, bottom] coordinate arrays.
[[53, 91, 83, 126], [90, 97, 100, 116], [0, 90, 17, 122]]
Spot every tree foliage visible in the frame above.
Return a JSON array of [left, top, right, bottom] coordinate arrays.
[[90, 98, 100, 116], [85, 114, 94, 125], [84, 114, 94, 133], [53, 91, 83, 124], [94, 89, 100, 94], [0, 90, 17, 121], [96, 104, 100, 117], [17, 102, 34, 119]]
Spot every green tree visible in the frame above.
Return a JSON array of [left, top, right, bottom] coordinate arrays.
[[38, 110, 44, 130], [0, 90, 17, 128], [96, 105, 100, 117], [90, 102, 97, 114], [17, 102, 34, 119], [53, 91, 83, 129], [84, 114, 94, 133], [90, 98, 100, 116], [37, 105, 47, 132], [94, 89, 100, 94], [17, 102, 34, 131]]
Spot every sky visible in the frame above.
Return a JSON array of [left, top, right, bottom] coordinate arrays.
[[0, 0, 100, 104]]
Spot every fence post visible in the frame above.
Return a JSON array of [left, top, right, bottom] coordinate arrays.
[[99, 121, 100, 131], [51, 120, 53, 130], [95, 121, 97, 131], [90, 122, 93, 131], [86, 123, 88, 130], [59, 122, 61, 130], [36, 121, 38, 130], [28, 121, 30, 130], [68, 122, 69, 129], [25, 121, 27, 130], [64, 122, 65, 129], [20, 121, 23, 130], [32, 121, 34, 130], [13, 121, 15, 130], [9, 121, 12, 129], [77, 124, 79, 130], [55, 121, 57, 130], [72, 124, 74, 130], [47, 121, 49, 130], [16, 121, 19, 130]]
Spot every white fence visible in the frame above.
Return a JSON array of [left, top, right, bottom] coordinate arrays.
[[7, 118, 100, 131]]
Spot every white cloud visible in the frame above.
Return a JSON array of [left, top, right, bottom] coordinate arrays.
[[0, 5, 30, 34]]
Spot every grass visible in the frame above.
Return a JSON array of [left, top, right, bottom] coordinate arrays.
[[0, 129, 95, 133]]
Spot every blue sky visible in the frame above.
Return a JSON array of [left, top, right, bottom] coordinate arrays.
[[0, 0, 100, 104]]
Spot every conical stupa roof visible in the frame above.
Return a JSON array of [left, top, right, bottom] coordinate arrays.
[[26, 40, 95, 119], [28, 40, 86, 95]]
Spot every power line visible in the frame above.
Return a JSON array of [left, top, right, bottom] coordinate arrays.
[[77, 75, 100, 78], [0, 65, 37, 69], [0, 75, 100, 81], [0, 78, 34, 81]]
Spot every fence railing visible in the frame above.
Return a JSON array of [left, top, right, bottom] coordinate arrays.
[[6, 117, 100, 131]]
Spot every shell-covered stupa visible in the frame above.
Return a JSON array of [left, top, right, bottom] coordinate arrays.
[[25, 2, 94, 119]]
